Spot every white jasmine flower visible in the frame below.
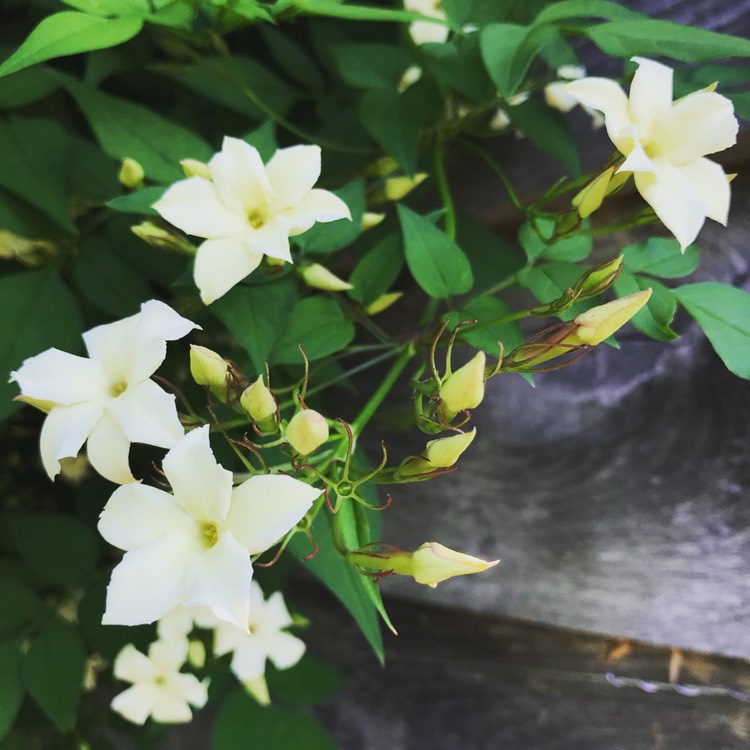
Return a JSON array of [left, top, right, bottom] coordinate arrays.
[[196, 582, 305, 682], [10, 301, 197, 484], [111, 640, 208, 725], [153, 137, 351, 305], [405, 0, 449, 45], [564, 57, 738, 250], [98, 426, 321, 630]]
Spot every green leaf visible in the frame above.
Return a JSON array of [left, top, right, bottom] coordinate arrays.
[[359, 82, 441, 176], [0, 12, 143, 79], [6, 512, 98, 587], [267, 653, 345, 705], [289, 504, 383, 660], [23, 621, 86, 732], [106, 186, 164, 215], [0, 640, 24, 740], [258, 26, 325, 93], [271, 297, 355, 364], [0, 578, 45, 637], [242, 120, 277, 162], [212, 688, 337, 750], [620, 237, 699, 279], [517, 261, 586, 318], [331, 43, 413, 89], [448, 297, 524, 358], [156, 56, 296, 122], [212, 278, 297, 372], [349, 232, 405, 305], [534, 0, 641, 24], [74, 239, 152, 316], [674, 283, 750, 379], [614, 273, 678, 342], [295, 181, 363, 254], [0, 67, 59, 109], [397, 205, 473, 299], [508, 99, 580, 175], [61, 0, 151, 14], [0, 270, 83, 422], [518, 217, 591, 264], [421, 36, 495, 102], [480, 22, 557, 97], [585, 20, 750, 61], [56, 74, 212, 182], [0, 118, 75, 233]]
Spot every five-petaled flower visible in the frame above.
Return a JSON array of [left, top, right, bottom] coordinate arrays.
[[564, 57, 738, 250], [98, 426, 321, 630], [111, 640, 208, 725], [153, 137, 351, 305], [10, 300, 197, 484]]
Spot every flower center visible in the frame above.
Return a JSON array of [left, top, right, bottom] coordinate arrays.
[[200, 522, 219, 548], [247, 209, 266, 229], [110, 381, 127, 398]]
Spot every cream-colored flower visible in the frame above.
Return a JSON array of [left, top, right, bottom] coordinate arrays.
[[564, 57, 738, 250], [154, 137, 351, 304], [111, 640, 208, 725], [405, 0, 449, 45], [10, 301, 197, 484], [98, 426, 321, 629]]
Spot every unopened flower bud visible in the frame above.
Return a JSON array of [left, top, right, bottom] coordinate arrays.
[[180, 158, 212, 180], [489, 108, 511, 131], [300, 263, 353, 292], [384, 173, 428, 201], [440, 351, 486, 416], [574, 255, 624, 299], [59, 455, 90, 485], [397, 65, 423, 93], [0, 229, 56, 267], [365, 291, 402, 315], [240, 376, 277, 430], [364, 155, 399, 178], [265, 256, 286, 268], [572, 167, 614, 218], [361, 212, 385, 231], [118, 157, 145, 189], [286, 409, 329, 455], [399, 428, 477, 477], [187, 640, 206, 669], [411, 542, 499, 588], [131, 221, 196, 254], [569, 289, 652, 346], [190, 345, 229, 388]]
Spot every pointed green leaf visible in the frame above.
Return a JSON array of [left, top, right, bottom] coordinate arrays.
[[621, 237, 700, 279], [614, 273, 678, 342], [0, 640, 24, 740], [674, 283, 750, 379], [398, 205, 473, 298]]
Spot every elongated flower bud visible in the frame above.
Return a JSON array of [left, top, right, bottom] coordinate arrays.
[[300, 263, 353, 292], [361, 212, 385, 231], [569, 289, 652, 346], [286, 409, 329, 455], [240, 377, 277, 428], [365, 292, 402, 316], [572, 167, 614, 218], [440, 351, 486, 416], [574, 256, 624, 299], [399, 428, 477, 477], [180, 159, 212, 180]]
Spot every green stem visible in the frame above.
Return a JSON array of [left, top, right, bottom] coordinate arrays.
[[476, 272, 519, 298], [351, 342, 416, 437], [460, 308, 533, 334], [433, 137, 456, 241], [290, 0, 451, 27]]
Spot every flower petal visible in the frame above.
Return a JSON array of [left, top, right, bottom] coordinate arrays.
[[261, 591, 293, 630], [150, 689, 193, 724], [108, 379, 184, 449], [11, 349, 107, 405], [265, 145, 321, 210], [99, 483, 193, 551], [84, 301, 198, 386], [87, 414, 135, 484], [185, 531, 253, 631], [162, 426, 233, 521], [157, 607, 197, 641], [114, 644, 158, 684], [652, 91, 738, 164], [282, 189, 352, 237], [244, 218, 293, 262], [228, 474, 321, 555], [617, 130, 656, 174], [193, 236, 263, 305], [103, 530, 196, 625], [153, 177, 248, 239], [634, 158, 707, 251], [228, 640, 266, 681], [149, 639, 189, 672], [111, 683, 160, 725], [262, 630, 306, 671], [209, 137, 273, 213], [628, 57, 673, 136], [563, 78, 632, 152], [676, 157, 731, 226], [39, 403, 103, 480], [166, 673, 208, 709]]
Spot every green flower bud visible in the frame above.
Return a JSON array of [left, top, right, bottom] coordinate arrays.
[[190, 345, 229, 388], [300, 263, 353, 292], [118, 157, 145, 189], [286, 409, 329, 455], [440, 352, 486, 416], [240, 377, 277, 424]]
